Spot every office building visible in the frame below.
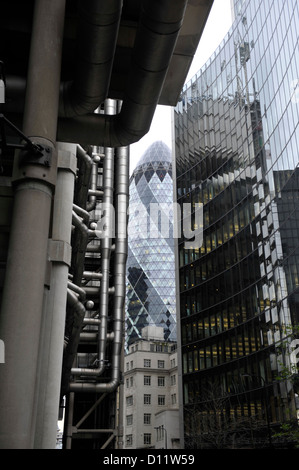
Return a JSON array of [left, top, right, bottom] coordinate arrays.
[[126, 141, 176, 352], [123, 326, 179, 449], [174, 0, 299, 448], [0, 0, 214, 448]]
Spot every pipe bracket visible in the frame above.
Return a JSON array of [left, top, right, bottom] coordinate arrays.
[[19, 143, 53, 167], [48, 239, 72, 266]]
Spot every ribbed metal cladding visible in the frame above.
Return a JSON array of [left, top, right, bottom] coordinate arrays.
[[59, 0, 122, 117], [57, 0, 189, 147]]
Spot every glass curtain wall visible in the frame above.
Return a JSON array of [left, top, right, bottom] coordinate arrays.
[[174, 0, 299, 448], [126, 141, 176, 352]]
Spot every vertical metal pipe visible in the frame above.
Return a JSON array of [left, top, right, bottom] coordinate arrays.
[[64, 392, 75, 449], [70, 100, 116, 379], [0, 0, 65, 449], [69, 142, 129, 394], [97, 99, 116, 374], [34, 143, 76, 449], [22, 0, 64, 142]]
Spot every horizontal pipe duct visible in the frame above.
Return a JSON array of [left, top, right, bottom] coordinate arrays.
[[57, 0, 189, 147]]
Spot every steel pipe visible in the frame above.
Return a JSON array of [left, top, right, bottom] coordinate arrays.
[[3, 0, 188, 147], [70, 141, 129, 392], [83, 271, 103, 281], [57, 0, 188, 147], [87, 154, 102, 211], [59, 0, 122, 117], [79, 332, 114, 342], [6, 1, 122, 118], [71, 101, 115, 378], [6, 1, 188, 149], [67, 281, 86, 301], [34, 143, 76, 449]]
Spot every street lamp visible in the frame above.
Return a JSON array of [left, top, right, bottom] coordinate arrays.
[[241, 373, 272, 447]]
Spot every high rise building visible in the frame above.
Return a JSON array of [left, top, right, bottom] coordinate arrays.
[[126, 141, 176, 351], [174, 0, 299, 448]]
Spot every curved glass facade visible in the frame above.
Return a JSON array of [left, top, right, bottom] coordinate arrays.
[[174, 0, 299, 448], [126, 141, 176, 352]]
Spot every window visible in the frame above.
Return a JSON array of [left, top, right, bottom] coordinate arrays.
[[126, 434, 133, 447], [158, 395, 165, 406], [144, 394, 151, 405], [144, 375, 151, 386], [158, 360, 165, 368], [144, 413, 151, 425], [126, 376, 133, 388], [156, 427, 164, 441], [144, 433, 151, 445], [171, 394, 177, 405], [144, 359, 151, 368], [126, 395, 133, 406], [170, 374, 176, 385], [126, 414, 133, 426], [158, 376, 165, 387]]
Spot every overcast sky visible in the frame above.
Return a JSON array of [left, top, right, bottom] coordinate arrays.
[[129, 0, 233, 174]]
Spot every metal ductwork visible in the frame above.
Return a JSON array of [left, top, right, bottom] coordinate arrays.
[[5, 1, 122, 118], [57, 0, 189, 147], [69, 142, 129, 394], [66, 100, 129, 394], [59, 0, 122, 117], [70, 100, 116, 380], [5, 0, 190, 148]]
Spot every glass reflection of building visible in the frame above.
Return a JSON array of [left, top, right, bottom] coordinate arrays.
[[126, 141, 176, 352], [174, 0, 299, 448]]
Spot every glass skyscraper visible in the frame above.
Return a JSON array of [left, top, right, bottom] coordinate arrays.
[[125, 141, 176, 352], [174, 0, 299, 448]]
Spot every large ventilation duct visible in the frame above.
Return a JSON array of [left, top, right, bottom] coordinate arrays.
[[57, 0, 189, 147], [5, 0, 189, 148], [5, 1, 123, 118], [59, 0, 122, 117]]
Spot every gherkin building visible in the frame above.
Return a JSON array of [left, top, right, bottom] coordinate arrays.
[[125, 141, 177, 351]]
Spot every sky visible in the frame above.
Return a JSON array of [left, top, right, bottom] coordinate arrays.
[[129, 0, 233, 174]]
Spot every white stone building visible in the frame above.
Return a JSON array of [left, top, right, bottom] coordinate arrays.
[[123, 326, 180, 449]]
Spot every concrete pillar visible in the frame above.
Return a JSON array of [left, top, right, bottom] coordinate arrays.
[[0, 0, 65, 448]]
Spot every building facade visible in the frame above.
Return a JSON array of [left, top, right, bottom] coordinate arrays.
[[123, 326, 179, 449], [174, 0, 299, 448], [126, 141, 176, 351]]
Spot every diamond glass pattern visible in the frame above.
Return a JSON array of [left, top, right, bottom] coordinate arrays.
[[125, 141, 176, 351]]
